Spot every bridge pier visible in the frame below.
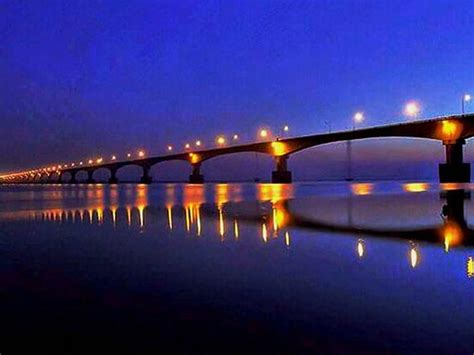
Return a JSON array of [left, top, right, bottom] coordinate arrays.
[[272, 156, 292, 183], [140, 166, 152, 184], [70, 171, 78, 184], [189, 163, 204, 184], [439, 140, 470, 183], [108, 168, 119, 184], [86, 170, 95, 184]]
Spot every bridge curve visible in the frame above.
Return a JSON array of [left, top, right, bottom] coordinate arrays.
[[2, 114, 474, 184]]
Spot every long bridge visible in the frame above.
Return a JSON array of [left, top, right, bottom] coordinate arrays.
[[2, 114, 474, 184]]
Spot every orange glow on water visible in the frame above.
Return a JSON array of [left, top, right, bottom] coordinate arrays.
[[272, 203, 288, 231], [185, 207, 190, 232], [138, 205, 145, 228], [351, 183, 373, 196], [111, 206, 117, 226], [126, 207, 132, 226], [262, 223, 268, 243], [218, 208, 225, 238], [196, 206, 201, 236], [167, 205, 173, 230], [234, 219, 239, 239], [403, 183, 430, 193], [258, 183, 293, 203], [443, 222, 462, 252], [357, 239, 365, 258], [468, 257, 474, 278], [410, 247, 419, 268], [215, 184, 229, 207]]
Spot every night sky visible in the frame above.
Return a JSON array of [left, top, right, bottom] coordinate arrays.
[[1, 0, 473, 181]]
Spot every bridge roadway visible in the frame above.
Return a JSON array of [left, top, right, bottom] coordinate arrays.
[[2, 113, 474, 184]]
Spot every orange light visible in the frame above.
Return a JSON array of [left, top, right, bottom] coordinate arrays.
[[216, 136, 226, 146], [96, 158, 103, 164], [88, 160, 93, 164], [441, 120, 458, 139], [351, 183, 374, 196], [138, 150, 145, 158], [271, 141, 287, 156]]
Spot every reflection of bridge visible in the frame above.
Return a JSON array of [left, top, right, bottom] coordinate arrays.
[[2, 114, 474, 184]]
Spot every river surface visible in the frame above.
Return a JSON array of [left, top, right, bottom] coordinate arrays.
[[0, 181, 473, 354]]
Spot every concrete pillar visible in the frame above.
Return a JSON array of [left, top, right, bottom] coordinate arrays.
[[140, 165, 152, 184], [439, 140, 470, 183], [70, 171, 78, 184], [108, 168, 119, 184], [441, 189, 469, 230], [189, 163, 204, 184], [86, 170, 95, 184], [272, 155, 292, 183]]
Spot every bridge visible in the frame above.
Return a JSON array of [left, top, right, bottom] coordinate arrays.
[[1, 114, 474, 184]]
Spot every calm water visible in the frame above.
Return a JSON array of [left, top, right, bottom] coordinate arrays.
[[0, 182, 473, 354]]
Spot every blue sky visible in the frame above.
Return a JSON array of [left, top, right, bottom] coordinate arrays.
[[1, 0, 473, 180]]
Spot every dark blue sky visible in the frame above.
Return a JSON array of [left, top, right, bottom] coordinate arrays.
[[1, 0, 473, 180]]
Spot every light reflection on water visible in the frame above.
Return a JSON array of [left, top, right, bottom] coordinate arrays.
[[1, 182, 474, 352], [1, 182, 473, 267]]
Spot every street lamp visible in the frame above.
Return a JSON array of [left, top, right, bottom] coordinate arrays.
[[195, 140, 201, 147], [404, 101, 421, 119], [260, 129, 268, 139], [353, 112, 364, 129], [216, 136, 226, 146], [233, 134, 239, 141], [111, 155, 116, 161], [462, 94, 471, 114], [347, 112, 364, 181], [167, 145, 173, 152], [138, 150, 145, 158], [185, 143, 191, 149]]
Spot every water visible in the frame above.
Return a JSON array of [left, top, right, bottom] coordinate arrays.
[[0, 182, 473, 354]]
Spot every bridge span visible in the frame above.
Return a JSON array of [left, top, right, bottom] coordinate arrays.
[[2, 114, 474, 184]]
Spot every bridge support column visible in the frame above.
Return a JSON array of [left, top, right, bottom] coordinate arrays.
[[70, 171, 78, 184], [439, 140, 470, 183], [86, 170, 95, 184], [140, 166, 152, 184], [108, 168, 119, 184], [189, 163, 204, 184], [272, 155, 292, 183]]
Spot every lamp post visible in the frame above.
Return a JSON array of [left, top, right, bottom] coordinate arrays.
[[404, 101, 420, 119], [462, 94, 471, 114], [347, 112, 364, 181]]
